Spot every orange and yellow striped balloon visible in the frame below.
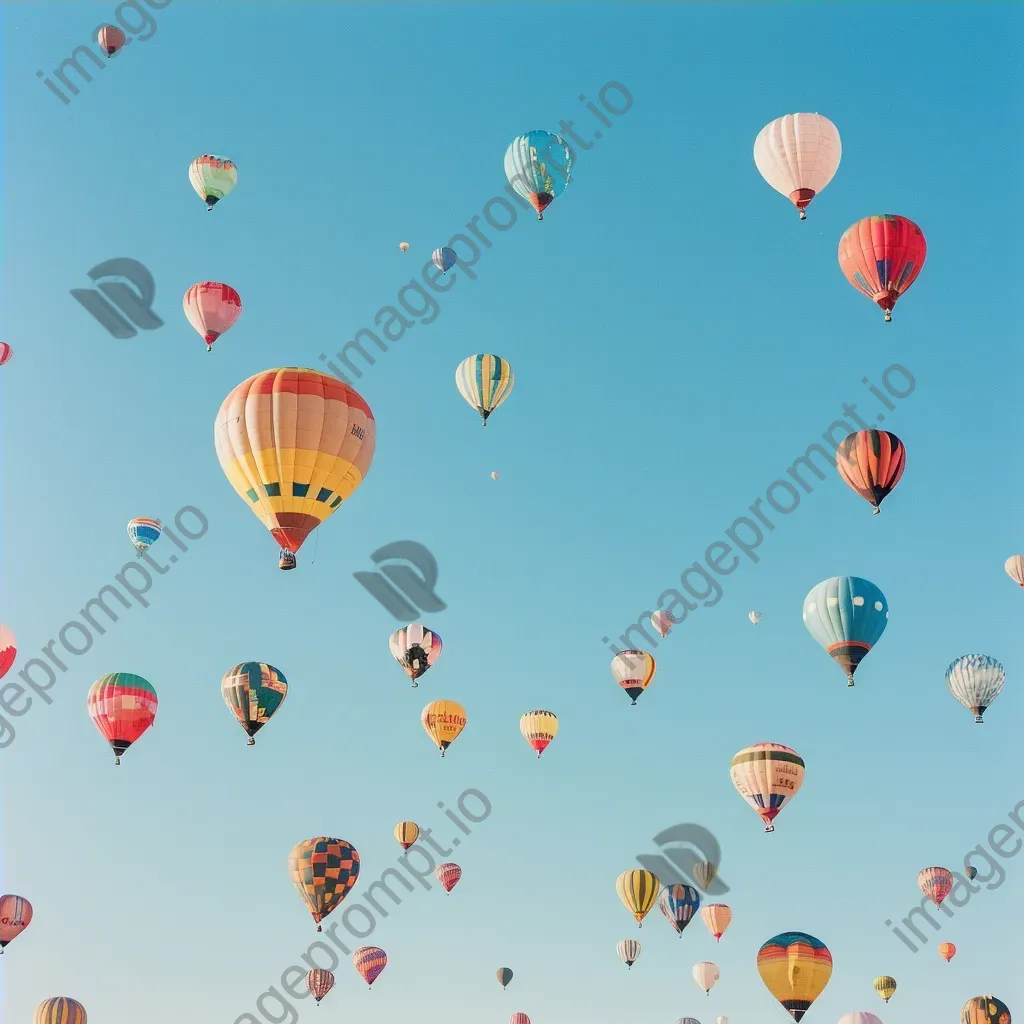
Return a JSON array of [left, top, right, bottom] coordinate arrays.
[[421, 700, 466, 757], [615, 869, 660, 927], [35, 998, 87, 1024], [520, 710, 558, 758], [214, 369, 375, 569]]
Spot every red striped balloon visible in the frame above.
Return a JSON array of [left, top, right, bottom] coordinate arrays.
[[0, 343, 12, 366], [436, 862, 462, 893], [87, 673, 158, 765], [352, 945, 388, 986], [838, 215, 926, 322], [836, 430, 906, 513], [918, 866, 953, 906], [0, 894, 33, 949], [511, 1015, 531, 1024], [305, 969, 334, 1003]]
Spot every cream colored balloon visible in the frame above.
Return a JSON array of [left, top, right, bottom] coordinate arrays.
[[692, 961, 720, 994], [749, 610, 761, 625], [753, 113, 841, 219], [491, 471, 499, 480], [399, 241, 410, 252], [1005, 554, 1024, 587]]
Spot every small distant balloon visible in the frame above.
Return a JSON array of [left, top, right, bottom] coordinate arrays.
[[520, 709, 558, 758], [0, 343, 12, 365], [394, 821, 419, 851], [497, 967, 513, 989], [749, 610, 761, 625], [399, 241, 410, 252], [918, 867, 953, 906], [1005, 555, 1024, 588], [390, 624, 442, 687], [617, 938, 641, 968], [692, 861, 716, 890], [421, 700, 466, 757], [188, 155, 237, 211], [874, 976, 897, 1003], [504, 130, 572, 220], [939, 942, 956, 963], [718, 1018, 729, 1024], [97, 25, 126, 55], [436, 862, 462, 892], [34, 998, 87, 1024], [610, 650, 656, 705], [87, 673, 157, 765], [0, 624, 17, 680], [352, 946, 387, 986], [700, 903, 732, 942], [305, 969, 334, 1004], [127, 517, 162, 554], [966, 865, 978, 881], [221, 662, 288, 745], [491, 471, 500, 480], [432, 247, 457, 272], [651, 611, 675, 638], [510, 1014, 531, 1024], [946, 654, 1005, 723], [692, 961, 720, 995]]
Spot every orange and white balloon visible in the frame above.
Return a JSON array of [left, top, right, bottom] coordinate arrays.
[[753, 113, 841, 220], [700, 903, 732, 942], [1005, 555, 1024, 588], [520, 710, 558, 758]]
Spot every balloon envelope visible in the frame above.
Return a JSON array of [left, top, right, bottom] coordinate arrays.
[[753, 113, 841, 218], [700, 903, 732, 941], [305, 969, 334, 1003], [659, 884, 700, 935], [616, 869, 660, 926], [838, 1014, 883, 1024], [917, 866, 953, 905], [757, 932, 832, 1022], [836, 430, 906, 512], [421, 700, 467, 756], [749, 610, 761, 624], [389, 624, 442, 685], [611, 650, 656, 704], [520, 709, 558, 757], [34, 998, 87, 1024], [692, 861, 717, 890], [838, 215, 926, 321], [617, 938, 641, 967], [436, 862, 462, 892], [432, 247, 457, 272], [497, 967, 513, 989], [961, 996, 1011, 1024], [189, 154, 237, 210], [873, 976, 897, 1003], [504, 130, 572, 219], [0, 894, 33, 948], [1005, 555, 1024, 587], [802, 576, 888, 685], [939, 942, 956, 962], [394, 821, 419, 850], [126, 517, 162, 553], [456, 354, 515, 425], [184, 281, 241, 350], [0, 342, 11, 365], [692, 961, 720, 994], [946, 654, 1005, 723], [87, 673, 157, 763], [0, 623, 17, 680], [221, 662, 288, 743], [651, 610, 674, 637], [97, 25, 126, 55], [288, 837, 360, 929], [730, 742, 804, 831], [352, 946, 387, 985]]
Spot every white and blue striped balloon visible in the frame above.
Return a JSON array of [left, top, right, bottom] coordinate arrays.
[[432, 247, 457, 273], [946, 654, 1005, 723]]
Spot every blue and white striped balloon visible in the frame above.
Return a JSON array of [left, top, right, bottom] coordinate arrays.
[[432, 247, 457, 273], [946, 654, 1005, 723]]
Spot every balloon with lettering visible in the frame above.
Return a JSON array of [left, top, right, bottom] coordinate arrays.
[[659, 883, 700, 936], [802, 576, 889, 686], [394, 821, 419, 850], [221, 662, 288, 745], [97, 25, 126, 56], [456, 354, 515, 426], [729, 742, 805, 832], [0, 895, 33, 951], [966, 866, 978, 881], [757, 932, 832, 1022], [611, 650, 656, 705], [838, 1014, 883, 1024], [436, 862, 462, 893], [214, 369, 376, 570], [126, 517, 162, 554], [432, 247, 457, 273], [0, 343, 11, 366], [189, 155, 237, 211], [389, 624, 442, 687], [946, 654, 1005, 723], [692, 961, 720, 995], [700, 903, 732, 942], [838, 215, 927, 322], [617, 938, 641, 968], [753, 114, 841, 220], [692, 861, 717, 890], [288, 837, 360, 932], [352, 946, 387, 986], [497, 967, 513, 989], [917, 867, 953, 906], [504, 130, 572, 220], [34, 998, 87, 1024], [651, 611, 675, 638], [421, 700, 467, 757], [939, 942, 956, 963], [87, 673, 158, 765], [836, 430, 907, 514], [1005, 555, 1024, 588], [0, 623, 16, 680], [873, 976, 896, 1003], [184, 281, 242, 352], [749, 610, 761, 625], [520, 709, 558, 758], [616, 869, 660, 927], [305, 969, 334, 1004], [961, 996, 1011, 1024]]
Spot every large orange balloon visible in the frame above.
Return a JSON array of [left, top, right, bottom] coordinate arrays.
[[838, 215, 926, 322], [836, 430, 906, 514], [214, 369, 376, 570]]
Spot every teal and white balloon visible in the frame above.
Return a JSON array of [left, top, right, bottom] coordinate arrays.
[[455, 354, 514, 426], [946, 655, 1005, 723], [432, 247, 457, 273], [504, 131, 572, 220], [802, 576, 888, 686]]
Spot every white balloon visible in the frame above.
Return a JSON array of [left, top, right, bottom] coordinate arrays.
[[692, 961, 719, 994], [945, 654, 1005, 723], [753, 113, 841, 219], [748, 610, 761, 625], [491, 471, 499, 480], [1005, 554, 1024, 587], [651, 611, 674, 638]]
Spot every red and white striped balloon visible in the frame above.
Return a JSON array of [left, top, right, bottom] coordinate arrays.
[[305, 969, 334, 1004], [436, 862, 462, 893]]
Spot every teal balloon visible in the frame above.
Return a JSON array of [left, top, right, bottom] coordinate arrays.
[[802, 576, 888, 686], [504, 131, 572, 219]]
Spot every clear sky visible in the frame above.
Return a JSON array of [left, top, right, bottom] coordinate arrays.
[[2, 3, 1022, 1023]]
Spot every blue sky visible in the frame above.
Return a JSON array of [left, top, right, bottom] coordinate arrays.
[[2, 3, 1022, 1023]]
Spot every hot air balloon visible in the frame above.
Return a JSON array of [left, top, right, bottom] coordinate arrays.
[[753, 113, 841, 220], [966, 865, 978, 881], [616, 869, 660, 927], [838, 215, 927, 322], [399, 242, 410, 252], [617, 938, 641, 968], [917, 867, 953, 906], [436, 862, 462, 893], [352, 946, 387, 986], [184, 281, 241, 351], [659, 884, 700, 936], [421, 700, 466, 757], [836, 431, 906, 514], [757, 932, 832, 1022], [0, 342, 13, 365], [288, 837, 360, 932], [305, 969, 334, 1004], [456, 354, 515, 426], [126, 517, 162, 554], [221, 662, 288, 745], [520, 710, 558, 758], [700, 904, 732, 942], [497, 968, 513, 989], [34, 998, 87, 1024], [730, 742, 805, 832], [189, 155, 237, 211], [692, 861, 717, 891], [87, 673, 157, 765], [718, 1018, 728, 1024], [651, 611, 675, 638], [432, 247, 457, 273], [693, 962, 720, 995], [749, 610, 761, 625], [504, 130, 572, 220], [839, 1014, 883, 1024], [0, 895, 32, 951], [678, 1019, 701, 1024], [394, 821, 419, 851], [611, 650, 656, 705], [873, 976, 897, 1003], [802, 576, 888, 685], [946, 654, 1005, 723], [389, 625, 441, 687], [215, 369, 375, 570], [510, 1014, 531, 1024], [491, 471, 500, 480], [1004, 555, 1024, 588], [97, 25, 126, 56], [939, 942, 956, 963], [962, 996, 1011, 1024], [0, 624, 17, 680]]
